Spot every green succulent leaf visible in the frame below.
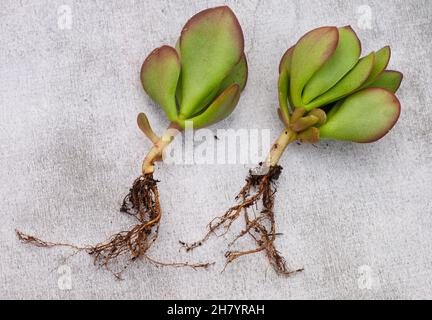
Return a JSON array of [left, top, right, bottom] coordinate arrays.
[[140, 45, 180, 121], [361, 46, 391, 87], [174, 39, 183, 106], [320, 88, 400, 143], [302, 26, 361, 104], [290, 26, 339, 108], [175, 70, 183, 106], [304, 52, 375, 110], [279, 45, 294, 74], [175, 38, 181, 57], [366, 70, 403, 93], [178, 6, 244, 118], [325, 100, 343, 119], [278, 46, 294, 118], [182, 53, 248, 118], [219, 53, 248, 92], [179, 84, 240, 129]]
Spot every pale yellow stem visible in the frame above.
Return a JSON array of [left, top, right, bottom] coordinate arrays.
[[142, 123, 181, 174], [265, 128, 297, 167]]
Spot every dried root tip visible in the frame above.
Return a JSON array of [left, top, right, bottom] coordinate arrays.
[[182, 164, 302, 276], [16, 230, 86, 250], [16, 230, 56, 248]]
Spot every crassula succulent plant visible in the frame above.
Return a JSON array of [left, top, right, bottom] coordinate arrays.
[[139, 6, 247, 174], [110, 6, 247, 273], [17, 6, 247, 277], [16, 12, 403, 279], [277, 26, 402, 146], [186, 26, 403, 276]]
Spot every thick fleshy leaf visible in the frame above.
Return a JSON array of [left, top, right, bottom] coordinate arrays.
[[320, 88, 400, 143], [302, 26, 361, 104], [178, 6, 244, 118], [361, 46, 391, 87], [183, 54, 248, 118], [219, 53, 248, 92], [175, 70, 183, 106], [278, 46, 294, 118], [325, 100, 343, 119], [178, 84, 240, 129], [141, 46, 180, 121], [137, 112, 159, 143], [304, 52, 375, 110], [174, 39, 183, 106], [290, 27, 339, 108], [366, 70, 403, 93], [175, 38, 181, 56], [279, 46, 294, 74]]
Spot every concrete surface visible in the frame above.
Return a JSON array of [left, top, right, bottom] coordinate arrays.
[[1, 0, 431, 299]]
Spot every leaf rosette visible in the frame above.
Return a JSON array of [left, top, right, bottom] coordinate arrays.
[[278, 26, 402, 143], [141, 6, 247, 130]]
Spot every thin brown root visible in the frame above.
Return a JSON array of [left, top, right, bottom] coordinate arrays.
[[16, 230, 87, 250], [17, 173, 211, 279], [144, 255, 215, 270], [181, 165, 303, 276]]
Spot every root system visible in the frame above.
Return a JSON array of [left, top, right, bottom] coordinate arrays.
[[181, 165, 303, 276], [17, 174, 212, 279]]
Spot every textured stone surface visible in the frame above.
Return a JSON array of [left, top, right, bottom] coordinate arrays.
[[1, 0, 431, 299]]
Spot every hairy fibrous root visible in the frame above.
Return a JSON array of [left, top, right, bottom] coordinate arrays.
[[16, 174, 212, 279], [85, 174, 162, 272], [181, 165, 303, 276]]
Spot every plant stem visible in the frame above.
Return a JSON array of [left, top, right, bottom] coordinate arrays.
[[265, 128, 297, 167], [142, 122, 181, 174]]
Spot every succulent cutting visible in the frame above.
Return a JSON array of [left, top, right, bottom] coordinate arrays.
[[17, 6, 247, 277], [114, 6, 247, 270], [184, 26, 402, 275]]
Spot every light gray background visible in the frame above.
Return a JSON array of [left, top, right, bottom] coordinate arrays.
[[1, 0, 431, 300]]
